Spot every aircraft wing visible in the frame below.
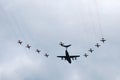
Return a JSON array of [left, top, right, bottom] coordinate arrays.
[[69, 55, 80, 60], [57, 56, 66, 60]]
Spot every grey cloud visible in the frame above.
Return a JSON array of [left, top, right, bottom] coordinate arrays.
[[0, 0, 120, 80]]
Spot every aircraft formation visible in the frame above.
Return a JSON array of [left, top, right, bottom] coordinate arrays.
[[83, 38, 105, 54], [84, 38, 106, 58], [17, 37, 106, 64], [18, 40, 49, 58], [57, 37, 106, 63]]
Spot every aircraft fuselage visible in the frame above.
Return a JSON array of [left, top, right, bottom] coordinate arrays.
[[65, 50, 72, 64]]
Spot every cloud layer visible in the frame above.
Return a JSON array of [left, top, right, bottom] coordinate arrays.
[[0, 0, 120, 80]]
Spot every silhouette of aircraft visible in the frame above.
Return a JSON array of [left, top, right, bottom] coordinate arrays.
[[100, 38, 106, 43], [26, 44, 31, 49], [36, 49, 40, 53], [59, 42, 71, 49], [18, 40, 22, 45], [57, 49, 80, 64], [83, 53, 88, 58], [95, 43, 101, 48], [45, 53, 49, 58], [88, 48, 94, 53]]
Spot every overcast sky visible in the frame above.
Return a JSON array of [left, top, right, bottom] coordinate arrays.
[[0, 0, 120, 80]]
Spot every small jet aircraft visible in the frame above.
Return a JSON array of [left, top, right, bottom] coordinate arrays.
[[95, 43, 101, 48], [57, 49, 80, 64], [36, 49, 40, 53], [83, 53, 88, 58], [26, 44, 31, 49], [18, 40, 22, 45], [100, 38, 106, 43], [88, 48, 94, 53], [59, 42, 71, 49], [45, 53, 49, 58]]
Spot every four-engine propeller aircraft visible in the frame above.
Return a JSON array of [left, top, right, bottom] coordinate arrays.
[[57, 49, 80, 64], [95, 43, 101, 48]]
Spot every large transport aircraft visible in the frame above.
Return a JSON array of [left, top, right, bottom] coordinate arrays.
[[57, 49, 80, 64]]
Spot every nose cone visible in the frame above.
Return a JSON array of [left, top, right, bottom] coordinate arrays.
[[68, 60, 72, 64]]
